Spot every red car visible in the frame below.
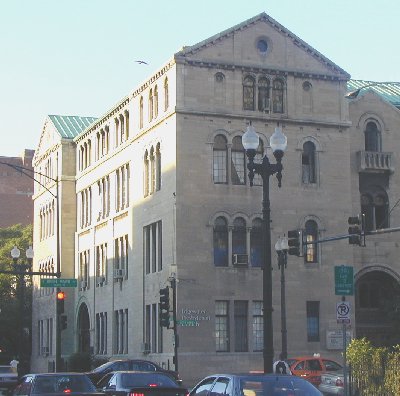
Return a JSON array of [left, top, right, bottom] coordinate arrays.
[[287, 355, 342, 386]]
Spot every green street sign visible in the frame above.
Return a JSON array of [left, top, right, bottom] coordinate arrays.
[[335, 266, 354, 296], [40, 278, 78, 288], [177, 320, 198, 327]]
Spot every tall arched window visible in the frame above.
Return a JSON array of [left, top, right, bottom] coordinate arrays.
[[258, 77, 270, 111], [250, 218, 263, 267], [302, 81, 312, 113], [214, 72, 226, 105], [213, 135, 228, 184], [164, 78, 169, 111], [361, 189, 389, 231], [231, 136, 246, 185], [272, 79, 284, 113], [365, 121, 381, 152], [213, 217, 228, 267], [143, 151, 149, 197], [150, 147, 156, 194], [243, 76, 255, 110], [302, 141, 316, 184], [305, 220, 318, 263], [154, 86, 159, 118], [232, 217, 247, 255], [124, 111, 129, 140], [139, 97, 144, 129], [156, 143, 161, 191], [149, 89, 154, 122]]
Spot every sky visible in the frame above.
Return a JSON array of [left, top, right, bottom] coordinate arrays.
[[1, 0, 399, 157]]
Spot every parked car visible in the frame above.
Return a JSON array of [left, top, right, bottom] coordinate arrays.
[[8, 372, 103, 396], [86, 359, 181, 386], [96, 371, 188, 396], [318, 370, 351, 396], [0, 365, 18, 390], [287, 356, 342, 387], [189, 373, 322, 396]]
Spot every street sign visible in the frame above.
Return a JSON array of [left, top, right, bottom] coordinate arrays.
[[335, 265, 354, 295], [177, 319, 198, 327], [41, 278, 77, 288], [336, 301, 351, 324]]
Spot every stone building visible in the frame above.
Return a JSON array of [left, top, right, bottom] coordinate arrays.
[[30, 13, 400, 385], [0, 150, 34, 227]]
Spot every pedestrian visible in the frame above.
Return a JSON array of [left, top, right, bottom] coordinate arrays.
[[273, 354, 292, 375], [9, 357, 19, 374]]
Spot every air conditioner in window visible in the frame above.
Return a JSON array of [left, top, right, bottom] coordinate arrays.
[[96, 276, 106, 285], [41, 346, 49, 356], [80, 280, 87, 289], [233, 254, 248, 266], [141, 342, 151, 354], [114, 268, 126, 280]]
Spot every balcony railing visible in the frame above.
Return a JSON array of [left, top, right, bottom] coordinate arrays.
[[357, 150, 394, 173]]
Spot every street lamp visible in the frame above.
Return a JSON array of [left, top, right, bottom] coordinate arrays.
[[275, 236, 289, 360], [345, 81, 400, 99], [11, 245, 34, 373], [242, 122, 287, 373]]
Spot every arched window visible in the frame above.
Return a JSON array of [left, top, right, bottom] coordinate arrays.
[[213, 217, 228, 266], [365, 121, 381, 152], [149, 89, 154, 122], [272, 79, 284, 113], [232, 217, 247, 255], [213, 135, 228, 184], [302, 141, 316, 184], [305, 220, 318, 263], [150, 147, 156, 194], [164, 78, 169, 111], [243, 76, 255, 110], [361, 189, 389, 231], [250, 218, 263, 267], [302, 81, 312, 113], [119, 114, 125, 143], [258, 77, 270, 111], [156, 143, 161, 191], [214, 72, 226, 104], [231, 136, 246, 185], [253, 140, 264, 186], [139, 97, 144, 129], [154, 86, 158, 118], [124, 111, 129, 140], [143, 151, 149, 197]]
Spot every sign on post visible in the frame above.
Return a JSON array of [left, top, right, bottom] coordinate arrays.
[[40, 278, 78, 288], [335, 266, 354, 295], [336, 301, 351, 324]]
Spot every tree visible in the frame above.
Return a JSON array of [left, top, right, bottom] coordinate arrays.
[[0, 224, 33, 364]]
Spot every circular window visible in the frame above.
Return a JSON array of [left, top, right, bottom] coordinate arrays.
[[257, 39, 269, 54], [303, 81, 312, 91]]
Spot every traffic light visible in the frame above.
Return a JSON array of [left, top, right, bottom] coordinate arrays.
[[287, 229, 303, 256], [159, 287, 170, 328], [60, 315, 67, 331], [348, 215, 362, 245], [56, 290, 65, 315]]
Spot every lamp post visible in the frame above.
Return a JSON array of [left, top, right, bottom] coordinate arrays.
[[11, 245, 34, 373], [275, 236, 289, 360], [242, 122, 287, 373], [345, 81, 400, 99]]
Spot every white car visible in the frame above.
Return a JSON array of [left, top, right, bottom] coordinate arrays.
[[0, 366, 18, 390]]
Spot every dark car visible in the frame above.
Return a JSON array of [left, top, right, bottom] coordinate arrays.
[[86, 359, 180, 386], [0, 366, 18, 390], [9, 372, 103, 395], [189, 373, 322, 396], [96, 371, 188, 396]]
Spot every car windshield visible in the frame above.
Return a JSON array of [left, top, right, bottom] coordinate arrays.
[[32, 375, 96, 394], [120, 373, 177, 388], [0, 366, 14, 374], [239, 375, 321, 395]]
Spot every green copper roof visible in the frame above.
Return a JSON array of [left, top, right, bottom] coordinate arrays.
[[347, 80, 400, 109], [48, 115, 97, 139]]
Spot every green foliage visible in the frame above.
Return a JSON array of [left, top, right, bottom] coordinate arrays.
[[347, 338, 400, 395], [68, 352, 92, 372]]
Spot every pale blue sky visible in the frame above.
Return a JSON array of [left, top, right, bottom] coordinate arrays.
[[1, 0, 399, 157]]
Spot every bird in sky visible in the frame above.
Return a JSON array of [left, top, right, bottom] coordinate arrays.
[[135, 60, 148, 65]]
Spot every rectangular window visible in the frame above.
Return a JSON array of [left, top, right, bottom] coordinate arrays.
[[144, 221, 162, 274], [215, 300, 229, 352], [234, 301, 248, 352], [116, 164, 130, 212], [114, 309, 128, 354], [213, 150, 227, 183], [252, 301, 263, 352], [96, 312, 107, 354], [152, 304, 157, 353], [79, 250, 90, 290], [307, 301, 320, 342], [95, 243, 107, 285], [114, 235, 128, 280]]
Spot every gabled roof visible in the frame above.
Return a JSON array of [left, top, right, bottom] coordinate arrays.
[[176, 12, 350, 78], [347, 80, 400, 109], [48, 115, 97, 139]]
